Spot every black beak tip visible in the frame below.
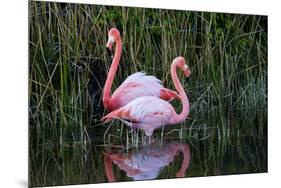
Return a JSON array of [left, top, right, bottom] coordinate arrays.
[[106, 47, 113, 58], [185, 77, 190, 82]]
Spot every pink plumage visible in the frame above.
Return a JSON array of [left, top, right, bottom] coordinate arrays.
[[102, 56, 191, 136], [109, 72, 179, 111], [103, 96, 175, 136], [102, 28, 181, 111]]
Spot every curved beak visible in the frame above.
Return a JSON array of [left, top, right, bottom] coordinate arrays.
[[106, 35, 115, 58], [183, 65, 191, 78], [106, 47, 113, 58]]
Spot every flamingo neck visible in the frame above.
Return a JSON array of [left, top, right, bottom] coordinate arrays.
[[103, 37, 122, 109], [170, 62, 190, 124]]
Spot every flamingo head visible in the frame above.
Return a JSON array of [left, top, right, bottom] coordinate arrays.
[[106, 28, 120, 50], [173, 56, 191, 78], [183, 64, 191, 78]]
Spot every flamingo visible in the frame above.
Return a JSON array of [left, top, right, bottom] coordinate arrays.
[[103, 28, 183, 111], [104, 141, 191, 181], [102, 56, 191, 136]]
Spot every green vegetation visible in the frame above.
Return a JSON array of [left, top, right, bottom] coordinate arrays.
[[29, 1, 267, 187]]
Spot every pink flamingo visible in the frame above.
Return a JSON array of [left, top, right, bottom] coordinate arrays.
[[103, 28, 183, 111], [104, 142, 191, 181], [102, 56, 191, 136]]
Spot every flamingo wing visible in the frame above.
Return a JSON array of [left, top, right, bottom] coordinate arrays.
[[102, 96, 174, 136], [109, 72, 178, 110], [159, 88, 180, 101]]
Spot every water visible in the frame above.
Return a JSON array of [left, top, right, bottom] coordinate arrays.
[[29, 110, 267, 187], [103, 140, 190, 181]]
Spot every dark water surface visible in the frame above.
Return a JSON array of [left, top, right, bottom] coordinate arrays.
[[29, 110, 267, 187]]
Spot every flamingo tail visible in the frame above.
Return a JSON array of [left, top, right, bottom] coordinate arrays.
[[101, 111, 119, 123]]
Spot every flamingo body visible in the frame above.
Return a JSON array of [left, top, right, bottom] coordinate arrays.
[[103, 96, 176, 136], [108, 72, 179, 111]]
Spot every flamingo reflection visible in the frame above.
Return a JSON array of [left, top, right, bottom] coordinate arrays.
[[104, 141, 191, 182]]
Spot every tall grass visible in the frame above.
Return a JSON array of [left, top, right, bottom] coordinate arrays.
[[29, 1, 267, 187]]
